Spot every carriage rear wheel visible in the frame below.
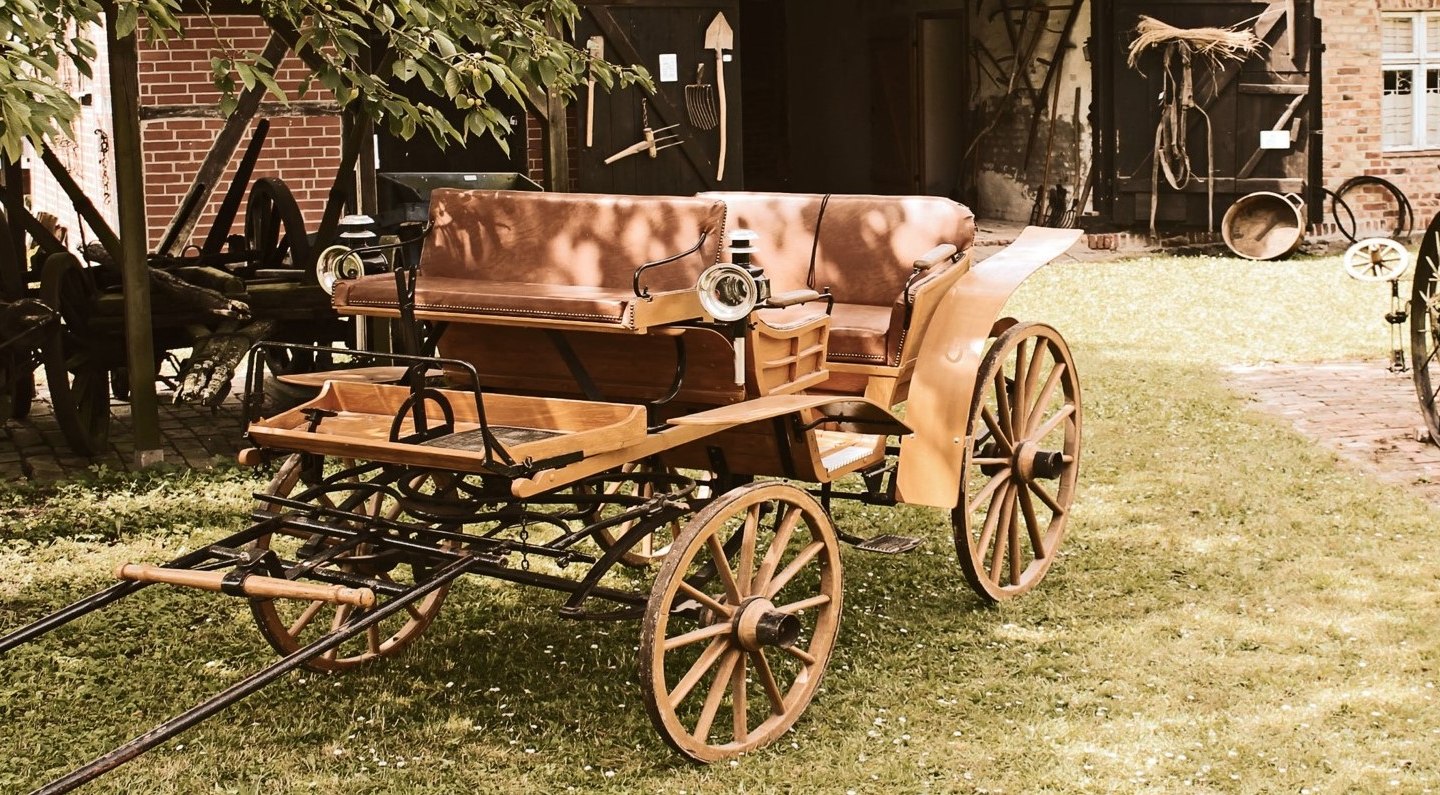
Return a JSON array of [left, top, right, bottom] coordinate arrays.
[[954, 322, 1081, 603], [640, 482, 842, 762], [1411, 213, 1440, 443], [248, 454, 451, 672], [40, 253, 110, 456]]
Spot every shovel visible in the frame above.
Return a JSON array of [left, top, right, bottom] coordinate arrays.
[[704, 12, 733, 182], [585, 36, 604, 148], [685, 63, 718, 130]]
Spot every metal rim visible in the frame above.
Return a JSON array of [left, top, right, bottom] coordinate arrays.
[[1410, 214, 1440, 442]]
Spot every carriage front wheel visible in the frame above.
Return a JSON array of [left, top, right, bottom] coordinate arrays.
[[954, 321, 1081, 603], [640, 482, 842, 762]]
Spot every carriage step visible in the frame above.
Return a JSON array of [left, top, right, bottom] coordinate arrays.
[[844, 534, 923, 554], [114, 563, 376, 608]]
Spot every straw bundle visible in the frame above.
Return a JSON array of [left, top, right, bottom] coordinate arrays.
[[1126, 15, 1263, 71]]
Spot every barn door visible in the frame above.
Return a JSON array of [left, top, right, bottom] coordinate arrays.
[[577, 2, 742, 195], [1096, 0, 1314, 226], [870, 15, 919, 194]]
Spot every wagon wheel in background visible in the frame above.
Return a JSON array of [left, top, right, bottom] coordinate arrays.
[[592, 461, 712, 567], [640, 482, 842, 762], [248, 454, 451, 672], [954, 322, 1081, 603], [40, 252, 110, 456], [1410, 213, 1440, 442], [244, 177, 312, 272]]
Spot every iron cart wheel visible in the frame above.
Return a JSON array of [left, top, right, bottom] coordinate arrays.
[[640, 481, 842, 762], [1410, 213, 1440, 441], [40, 252, 110, 456], [954, 321, 1081, 603], [248, 454, 451, 672]]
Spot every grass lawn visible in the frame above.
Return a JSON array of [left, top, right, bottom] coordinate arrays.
[[4, 251, 1439, 794]]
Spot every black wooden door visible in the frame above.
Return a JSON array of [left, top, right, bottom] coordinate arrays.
[[1095, 0, 1314, 226], [577, 1, 743, 195]]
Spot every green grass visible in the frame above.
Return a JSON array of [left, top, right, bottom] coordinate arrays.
[[4, 252, 1439, 794]]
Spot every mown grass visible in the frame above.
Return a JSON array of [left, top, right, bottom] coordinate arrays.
[[3, 251, 1438, 794]]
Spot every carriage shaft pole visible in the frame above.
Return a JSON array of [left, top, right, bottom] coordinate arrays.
[[30, 553, 479, 795]]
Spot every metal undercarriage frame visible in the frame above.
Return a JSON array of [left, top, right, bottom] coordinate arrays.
[[0, 460, 703, 794]]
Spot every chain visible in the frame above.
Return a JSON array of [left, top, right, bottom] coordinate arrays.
[[641, 99, 651, 130], [518, 515, 530, 571]]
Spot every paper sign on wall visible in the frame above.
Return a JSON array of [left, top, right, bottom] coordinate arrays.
[[659, 53, 678, 82], [1259, 130, 1291, 150]]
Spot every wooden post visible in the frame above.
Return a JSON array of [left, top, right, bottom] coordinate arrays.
[[107, 13, 163, 466]]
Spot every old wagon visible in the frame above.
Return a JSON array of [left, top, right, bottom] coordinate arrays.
[[2, 189, 1082, 791]]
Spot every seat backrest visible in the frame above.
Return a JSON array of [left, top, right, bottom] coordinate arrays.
[[701, 192, 975, 306], [421, 189, 727, 292]]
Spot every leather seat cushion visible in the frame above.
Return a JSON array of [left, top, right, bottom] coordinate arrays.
[[334, 274, 637, 325], [827, 303, 900, 365]]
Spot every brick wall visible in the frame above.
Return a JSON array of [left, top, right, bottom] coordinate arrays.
[[137, 15, 341, 249], [1317, 0, 1440, 231]]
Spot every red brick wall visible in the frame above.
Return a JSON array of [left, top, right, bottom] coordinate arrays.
[[137, 16, 341, 249], [1317, 0, 1440, 229]]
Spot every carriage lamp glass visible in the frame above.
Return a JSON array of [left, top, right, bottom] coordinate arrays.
[[697, 263, 758, 322], [727, 228, 771, 304]]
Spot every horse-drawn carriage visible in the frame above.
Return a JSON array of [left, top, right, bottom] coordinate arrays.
[[2, 188, 1082, 791]]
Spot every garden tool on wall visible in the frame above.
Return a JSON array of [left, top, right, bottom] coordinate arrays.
[[604, 103, 681, 164], [705, 12, 733, 182], [685, 63, 718, 130], [585, 36, 603, 148]]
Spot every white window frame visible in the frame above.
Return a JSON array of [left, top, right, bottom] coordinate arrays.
[[1382, 11, 1440, 151]]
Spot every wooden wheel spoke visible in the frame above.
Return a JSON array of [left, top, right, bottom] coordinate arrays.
[[404, 603, 426, 622], [736, 506, 759, 598], [966, 468, 1012, 515], [1019, 339, 1048, 435], [732, 653, 749, 743], [692, 648, 740, 742], [988, 486, 1015, 582], [765, 540, 824, 599], [1030, 481, 1065, 515], [705, 534, 744, 604], [367, 623, 382, 654], [775, 594, 830, 614], [981, 406, 1012, 452], [1025, 361, 1066, 431], [671, 636, 732, 705], [751, 650, 787, 715], [320, 604, 353, 662], [752, 505, 799, 594], [664, 622, 732, 652], [678, 580, 734, 618], [1018, 482, 1046, 558], [287, 599, 326, 637], [1028, 403, 1076, 443], [993, 370, 1015, 438], [973, 480, 1009, 558], [1011, 339, 1029, 434], [1008, 498, 1023, 584], [782, 643, 816, 666]]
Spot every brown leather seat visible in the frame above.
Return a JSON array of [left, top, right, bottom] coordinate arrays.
[[701, 192, 975, 366], [333, 189, 727, 328]]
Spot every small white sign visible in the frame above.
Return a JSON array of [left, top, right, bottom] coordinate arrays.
[[1260, 129, 1291, 150], [659, 53, 678, 82]]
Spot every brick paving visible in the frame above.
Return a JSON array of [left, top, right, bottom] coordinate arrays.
[[0, 376, 246, 483], [1225, 361, 1440, 503]]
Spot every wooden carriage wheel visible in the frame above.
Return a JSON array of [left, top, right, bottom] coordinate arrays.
[[954, 322, 1081, 603], [244, 177, 312, 272], [248, 454, 450, 672], [1411, 214, 1440, 443], [640, 482, 842, 762], [40, 252, 110, 456]]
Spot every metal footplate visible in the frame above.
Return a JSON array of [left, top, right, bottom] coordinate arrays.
[[837, 530, 924, 554]]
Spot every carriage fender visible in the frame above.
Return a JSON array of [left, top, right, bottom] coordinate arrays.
[[895, 226, 1082, 509]]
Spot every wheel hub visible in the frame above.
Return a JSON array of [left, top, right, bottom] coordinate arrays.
[[1013, 441, 1067, 482], [732, 596, 801, 652]]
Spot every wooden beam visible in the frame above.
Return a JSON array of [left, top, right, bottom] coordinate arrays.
[[107, 13, 163, 464], [140, 100, 339, 121], [155, 32, 290, 257], [38, 146, 122, 260]]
